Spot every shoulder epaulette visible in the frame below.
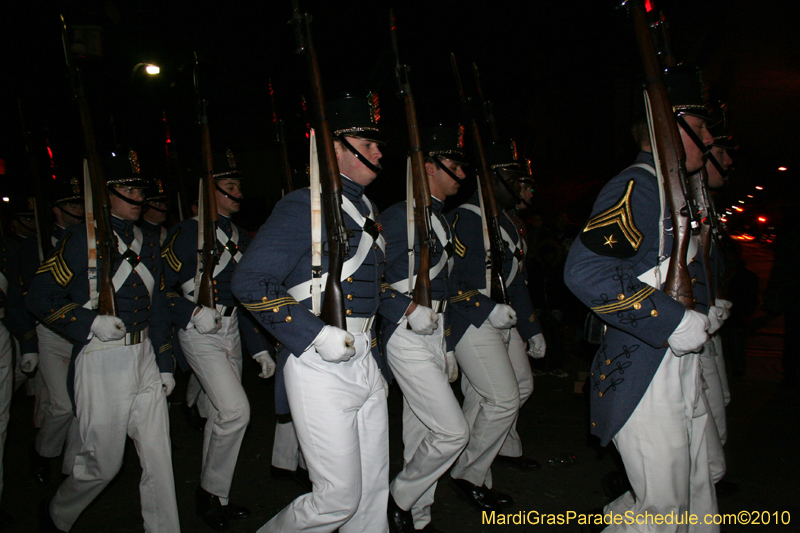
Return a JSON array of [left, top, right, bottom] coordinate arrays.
[[580, 179, 642, 258]]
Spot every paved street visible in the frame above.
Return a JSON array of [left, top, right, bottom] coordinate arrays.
[[2, 242, 798, 532]]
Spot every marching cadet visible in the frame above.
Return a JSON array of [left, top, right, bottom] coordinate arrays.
[[232, 93, 402, 533], [446, 140, 546, 512], [26, 150, 179, 532], [381, 125, 470, 533], [139, 177, 170, 245], [161, 149, 272, 530], [29, 176, 85, 486], [563, 67, 719, 532]]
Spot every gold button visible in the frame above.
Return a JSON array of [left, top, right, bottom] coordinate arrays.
[[133, 283, 138, 287], [347, 294, 354, 301], [600, 374, 606, 380], [374, 245, 378, 250], [691, 278, 697, 285], [262, 296, 269, 303], [346, 309, 353, 316], [591, 372, 595, 377], [135, 296, 140, 301], [598, 392, 603, 398], [465, 297, 470, 301], [650, 310, 658, 317], [633, 302, 642, 310], [133, 322, 138, 326], [213, 280, 218, 285], [605, 359, 611, 365], [273, 307, 279, 313], [347, 277, 353, 283], [71, 317, 76, 322], [591, 422, 596, 428], [60, 314, 65, 319], [285, 316, 292, 322], [692, 298, 697, 304], [391, 293, 396, 298], [475, 302, 480, 307], [134, 309, 138, 314], [215, 296, 219, 301], [617, 294, 625, 301], [458, 290, 463, 295]]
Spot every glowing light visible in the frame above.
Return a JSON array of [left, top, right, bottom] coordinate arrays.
[[778, 167, 788, 171], [145, 65, 160, 75], [758, 217, 767, 223], [738, 200, 745, 204], [734, 207, 743, 212], [720, 217, 727, 222], [732, 233, 755, 241], [1, 197, 8, 203], [747, 195, 753, 198], [645, 0, 653, 12], [755, 186, 763, 190]]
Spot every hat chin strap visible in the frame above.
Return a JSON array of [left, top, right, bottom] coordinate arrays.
[[215, 184, 242, 203], [108, 186, 146, 207], [676, 114, 728, 180], [492, 169, 529, 209], [145, 202, 169, 214], [58, 205, 86, 223], [338, 136, 382, 175], [433, 156, 465, 184]]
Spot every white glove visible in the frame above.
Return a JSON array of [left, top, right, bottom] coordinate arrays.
[[488, 304, 517, 330], [707, 306, 725, 335], [407, 305, 439, 336], [668, 310, 710, 356], [160, 373, 175, 396], [90, 315, 126, 342], [312, 325, 356, 363], [191, 306, 222, 335], [21, 353, 39, 373], [716, 298, 732, 320], [253, 351, 276, 379], [381, 374, 390, 398], [445, 351, 458, 383], [527, 333, 547, 359]]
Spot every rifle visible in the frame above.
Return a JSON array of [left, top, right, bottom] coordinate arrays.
[[17, 100, 51, 261], [193, 53, 219, 309], [290, 1, 350, 330], [451, 53, 509, 305], [60, 14, 118, 317], [472, 63, 500, 143], [269, 79, 295, 197], [627, 0, 694, 307], [390, 10, 433, 309]]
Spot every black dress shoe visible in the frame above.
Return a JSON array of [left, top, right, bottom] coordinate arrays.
[[271, 466, 313, 492], [488, 487, 514, 507], [30, 446, 51, 485], [451, 478, 501, 512], [40, 500, 65, 532], [185, 403, 206, 432], [223, 502, 250, 520], [388, 494, 416, 533], [195, 486, 229, 531], [601, 471, 631, 501], [495, 455, 541, 470]]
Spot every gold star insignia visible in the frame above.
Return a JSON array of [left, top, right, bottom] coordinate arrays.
[[603, 234, 618, 248]]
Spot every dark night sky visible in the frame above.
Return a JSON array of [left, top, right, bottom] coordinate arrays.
[[2, 0, 798, 231]]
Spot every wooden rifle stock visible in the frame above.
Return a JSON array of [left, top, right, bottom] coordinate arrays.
[[17, 100, 51, 261], [291, 2, 349, 330], [628, 1, 694, 308], [451, 53, 509, 305], [690, 169, 720, 305], [391, 11, 433, 308], [194, 59, 219, 309], [61, 14, 117, 317], [269, 80, 294, 196]]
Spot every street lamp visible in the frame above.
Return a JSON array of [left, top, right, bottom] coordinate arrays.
[[130, 62, 161, 82]]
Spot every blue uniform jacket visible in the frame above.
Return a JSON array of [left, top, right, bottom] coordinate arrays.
[[380, 196, 454, 352], [160, 214, 272, 367], [232, 177, 405, 414], [25, 216, 174, 372], [0, 238, 38, 353], [446, 190, 542, 347], [563, 151, 710, 446]]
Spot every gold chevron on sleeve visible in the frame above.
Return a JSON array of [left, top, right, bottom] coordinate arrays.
[[591, 286, 656, 314], [36, 234, 73, 288], [160, 273, 165, 291], [158, 342, 172, 354], [242, 296, 299, 312], [450, 289, 480, 303], [583, 180, 643, 250], [24, 329, 36, 341], [451, 214, 467, 258], [44, 303, 80, 324], [161, 229, 182, 273]]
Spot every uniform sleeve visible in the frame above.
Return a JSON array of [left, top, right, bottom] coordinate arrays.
[[446, 208, 495, 327], [149, 249, 174, 373], [231, 191, 326, 356], [508, 269, 542, 340], [2, 243, 38, 352], [377, 203, 413, 324], [161, 223, 201, 329], [563, 173, 685, 349], [25, 230, 98, 343]]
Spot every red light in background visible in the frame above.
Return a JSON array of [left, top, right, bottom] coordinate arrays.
[[0, 158, 5, 175], [645, 0, 653, 12], [758, 217, 767, 223]]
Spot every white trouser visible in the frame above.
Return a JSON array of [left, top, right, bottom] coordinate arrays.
[[699, 341, 726, 483], [186, 372, 203, 412], [272, 420, 306, 471], [495, 329, 532, 460], [178, 314, 249, 501], [605, 349, 719, 533], [0, 325, 11, 502], [50, 339, 179, 532], [35, 324, 76, 458], [452, 321, 521, 488], [387, 317, 469, 529], [711, 335, 730, 408], [13, 334, 48, 427], [259, 332, 389, 533], [704, 334, 729, 444]]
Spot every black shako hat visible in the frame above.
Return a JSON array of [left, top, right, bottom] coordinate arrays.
[[211, 149, 243, 180], [50, 174, 83, 206], [327, 92, 383, 144], [145, 177, 169, 203], [708, 104, 737, 151], [8, 195, 34, 218], [662, 65, 711, 121], [422, 125, 467, 164], [486, 139, 530, 177], [104, 149, 148, 188]]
